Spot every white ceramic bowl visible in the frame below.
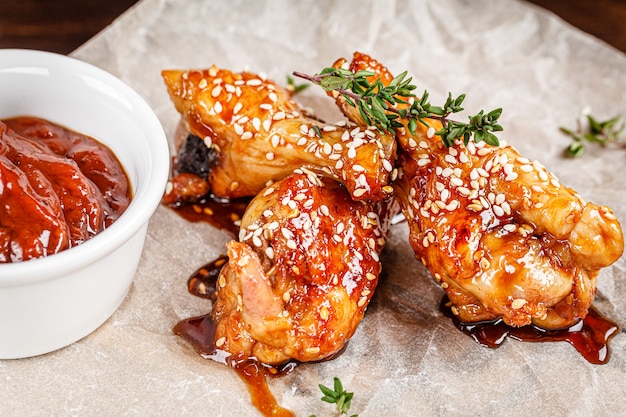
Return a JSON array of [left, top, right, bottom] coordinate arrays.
[[0, 49, 169, 359]]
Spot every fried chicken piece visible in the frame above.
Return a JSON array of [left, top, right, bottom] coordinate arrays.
[[161, 66, 396, 203], [332, 52, 624, 329], [210, 172, 397, 364]]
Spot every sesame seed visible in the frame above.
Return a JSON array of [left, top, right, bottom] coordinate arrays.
[[237, 255, 250, 267], [450, 177, 463, 187], [241, 131, 253, 140], [215, 336, 226, 347], [503, 223, 516, 232], [512, 298, 527, 309], [458, 186, 471, 196], [214, 101, 223, 114], [445, 200, 459, 211], [480, 258, 490, 269], [444, 154, 458, 164], [441, 167, 453, 177], [427, 127, 435, 138], [441, 189, 450, 201]]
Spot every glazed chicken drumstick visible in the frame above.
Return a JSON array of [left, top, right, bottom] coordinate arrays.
[[161, 66, 396, 204], [209, 172, 397, 365], [331, 52, 624, 329]]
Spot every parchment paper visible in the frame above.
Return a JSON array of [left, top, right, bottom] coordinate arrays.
[[2, 0, 625, 415]]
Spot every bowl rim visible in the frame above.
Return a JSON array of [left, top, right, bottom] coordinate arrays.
[[0, 49, 170, 286]]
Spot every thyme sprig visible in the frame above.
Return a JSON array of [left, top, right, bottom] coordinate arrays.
[[560, 113, 626, 157], [310, 377, 358, 417], [293, 67, 503, 147], [286, 74, 310, 94]]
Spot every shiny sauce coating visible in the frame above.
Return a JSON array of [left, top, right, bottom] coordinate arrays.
[[0, 117, 131, 263]]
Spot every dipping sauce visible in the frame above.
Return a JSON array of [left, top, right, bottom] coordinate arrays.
[[0, 116, 131, 263]]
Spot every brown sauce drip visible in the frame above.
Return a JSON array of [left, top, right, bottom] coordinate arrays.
[[440, 297, 619, 364], [174, 257, 296, 417], [167, 196, 249, 236]]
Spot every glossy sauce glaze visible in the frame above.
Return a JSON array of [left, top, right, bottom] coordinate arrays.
[[173, 258, 296, 417], [0, 116, 130, 263], [166, 196, 248, 236], [440, 297, 619, 364]]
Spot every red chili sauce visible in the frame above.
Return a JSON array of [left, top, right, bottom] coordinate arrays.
[[0, 116, 131, 263]]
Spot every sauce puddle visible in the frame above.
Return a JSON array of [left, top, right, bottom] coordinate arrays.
[[440, 297, 619, 364], [167, 196, 249, 236], [173, 258, 296, 417]]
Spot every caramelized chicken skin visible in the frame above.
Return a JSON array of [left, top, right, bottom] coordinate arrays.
[[332, 52, 624, 329], [211, 172, 397, 364], [161, 67, 396, 203]]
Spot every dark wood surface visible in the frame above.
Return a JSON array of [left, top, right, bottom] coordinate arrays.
[[0, 0, 625, 55]]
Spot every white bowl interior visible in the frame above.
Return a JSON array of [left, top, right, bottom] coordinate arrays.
[[0, 49, 170, 283], [0, 49, 170, 358]]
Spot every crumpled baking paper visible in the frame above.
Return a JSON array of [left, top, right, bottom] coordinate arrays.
[[2, 0, 625, 415]]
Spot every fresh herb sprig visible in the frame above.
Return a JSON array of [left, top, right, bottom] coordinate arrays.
[[560, 113, 626, 157], [293, 67, 503, 147], [287, 75, 311, 94], [310, 377, 358, 417]]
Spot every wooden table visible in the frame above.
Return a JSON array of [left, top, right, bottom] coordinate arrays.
[[0, 0, 625, 55]]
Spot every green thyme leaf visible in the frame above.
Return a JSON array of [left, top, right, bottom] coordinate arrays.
[[292, 68, 503, 148], [287, 75, 310, 94], [314, 377, 358, 416], [560, 113, 626, 157]]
